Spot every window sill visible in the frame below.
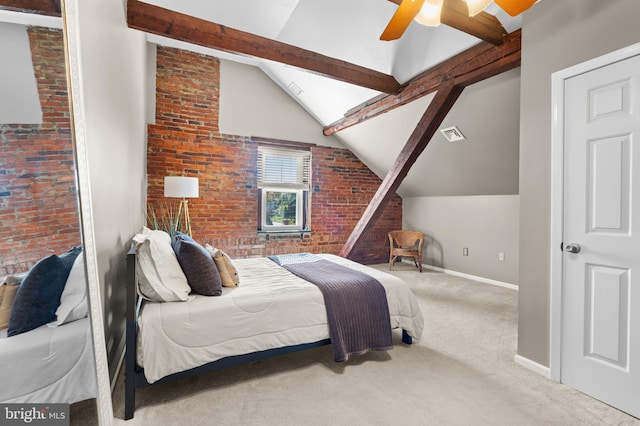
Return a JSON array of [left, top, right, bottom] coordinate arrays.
[[258, 230, 311, 240]]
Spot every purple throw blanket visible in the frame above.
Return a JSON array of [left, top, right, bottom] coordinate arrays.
[[272, 255, 393, 362]]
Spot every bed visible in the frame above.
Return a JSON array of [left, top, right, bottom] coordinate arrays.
[[125, 245, 424, 419], [0, 317, 97, 403], [0, 246, 97, 405]]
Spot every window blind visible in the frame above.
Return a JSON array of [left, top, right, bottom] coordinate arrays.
[[257, 146, 310, 190]]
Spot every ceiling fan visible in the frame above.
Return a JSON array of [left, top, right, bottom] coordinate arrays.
[[380, 0, 536, 41]]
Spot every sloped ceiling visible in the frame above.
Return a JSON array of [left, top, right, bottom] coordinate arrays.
[[144, 0, 522, 124], [339, 68, 520, 197], [142, 0, 523, 198], [2, 1, 525, 198]]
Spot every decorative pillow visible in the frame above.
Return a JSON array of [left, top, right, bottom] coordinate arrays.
[[8, 246, 81, 337], [205, 244, 239, 288], [133, 227, 191, 302], [0, 274, 25, 330], [172, 232, 222, 296], [55, 250, 88, 325]]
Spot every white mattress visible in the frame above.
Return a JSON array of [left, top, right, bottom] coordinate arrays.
[[137, 254, 424, 383], [0, 317, 97, 403]]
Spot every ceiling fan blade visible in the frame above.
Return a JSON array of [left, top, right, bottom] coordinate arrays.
[[494, 0, 537, 16], [380, 0, 426, 41]]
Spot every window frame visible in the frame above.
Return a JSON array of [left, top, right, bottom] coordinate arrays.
[[260, 187, 304, 231], [255, 138, 313, 234]]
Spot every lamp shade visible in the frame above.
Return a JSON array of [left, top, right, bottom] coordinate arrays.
[[415, 0, 444, 26], [164, 176, 199, 198]]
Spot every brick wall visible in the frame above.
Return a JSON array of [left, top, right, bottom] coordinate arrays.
[[0, 28, 80, 275], [147, 46, 401, 264]]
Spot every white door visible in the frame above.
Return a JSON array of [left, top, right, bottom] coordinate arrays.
[[561, 53, 640, 418]]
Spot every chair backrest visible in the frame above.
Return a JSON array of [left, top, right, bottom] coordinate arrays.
[[389, 230, 424, 248]]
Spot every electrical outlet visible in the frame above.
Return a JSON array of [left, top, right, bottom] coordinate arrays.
[[463, 247, 468, 256], [499, 252, 505, 261]]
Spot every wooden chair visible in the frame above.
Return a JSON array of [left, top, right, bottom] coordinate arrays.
[[388, 230, 424, 272]]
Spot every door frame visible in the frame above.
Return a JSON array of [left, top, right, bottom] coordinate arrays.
[[549, 42, 640, 381]]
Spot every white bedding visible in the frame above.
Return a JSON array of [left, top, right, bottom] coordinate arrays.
[[137, 254, 424, 383], [0, 318, 97, 404]]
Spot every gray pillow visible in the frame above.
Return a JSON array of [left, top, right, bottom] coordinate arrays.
[[8, 246, 82, 337], [172, 233, 222, 296]]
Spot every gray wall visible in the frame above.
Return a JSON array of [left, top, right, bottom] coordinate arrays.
[[392, 69, 521, 287], [336, 68, 520, 198], [219, 59, 344, 147], [518, 0, 640, 366], [75, 0, 148, 380], [404, 195, 519, 285], [0, 23, 41, 124]]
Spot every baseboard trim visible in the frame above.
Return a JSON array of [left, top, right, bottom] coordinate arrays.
[[420, 263, 518, 291], [514, 354, 551, 379]]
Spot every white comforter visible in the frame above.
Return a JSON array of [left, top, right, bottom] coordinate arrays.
[[137, 254, 424, 383], [0, 317, 97, 403]]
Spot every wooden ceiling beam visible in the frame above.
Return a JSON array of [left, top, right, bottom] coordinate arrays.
[[323, 29, 520, 136], [387, 0, 507, 45], [440, 0, 507, 45], [0, 0, 61, 16], [127, 0, 401, 94], [340, 80, 464, 258]]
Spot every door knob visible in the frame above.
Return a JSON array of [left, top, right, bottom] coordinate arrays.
[[565, 243, 581, 254]]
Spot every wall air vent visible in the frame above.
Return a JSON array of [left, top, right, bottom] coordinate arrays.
[[440, 126, 466, 142]]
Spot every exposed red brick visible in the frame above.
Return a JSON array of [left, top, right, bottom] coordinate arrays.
[[147, 46, 401, 264], [0, 28, 80, 275]]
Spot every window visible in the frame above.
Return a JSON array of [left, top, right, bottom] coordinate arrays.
[[258, 145, 310, 232]]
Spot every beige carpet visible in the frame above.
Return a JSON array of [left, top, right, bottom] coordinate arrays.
[[82, 263, 640, 425]]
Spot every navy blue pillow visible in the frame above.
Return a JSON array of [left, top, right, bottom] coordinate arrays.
[[172, 232, 222, 296], [8, 246, 82, 337]]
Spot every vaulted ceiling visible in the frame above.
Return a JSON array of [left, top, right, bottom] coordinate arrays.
[[131, 0, 525, 202], [0, 0, 527, 200], [133, 0, 523, 126]]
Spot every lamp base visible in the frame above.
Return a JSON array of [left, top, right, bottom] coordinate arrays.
[[180, 198, 192, 237]]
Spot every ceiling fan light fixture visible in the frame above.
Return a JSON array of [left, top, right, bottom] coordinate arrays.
[[414, 0, 444, 27], [494, 0, 537, 17], [465, 0, 493, 16]]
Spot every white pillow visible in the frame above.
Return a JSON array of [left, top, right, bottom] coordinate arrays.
[[133, 227, 191, 302], [55, 252, 88, 325]]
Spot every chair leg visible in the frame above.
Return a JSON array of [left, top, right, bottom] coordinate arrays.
[[414, 256, 422, 272], [390, 255, 399, 270]]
